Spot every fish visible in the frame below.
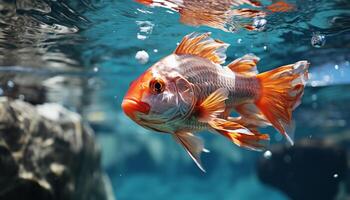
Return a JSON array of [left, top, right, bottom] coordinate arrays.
[[135, 0, 295, 32], [122, 32, 309, 171]]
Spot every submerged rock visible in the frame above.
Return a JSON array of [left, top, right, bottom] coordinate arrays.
[[0, 97, 115, 200], [257, 140, 347, 200]]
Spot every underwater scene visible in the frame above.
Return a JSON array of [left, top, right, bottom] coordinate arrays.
[[0, 0, 349, 199]]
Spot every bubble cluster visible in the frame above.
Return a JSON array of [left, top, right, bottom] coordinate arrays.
[[311, 32, 326, 48], [136, 21, 154, 40]]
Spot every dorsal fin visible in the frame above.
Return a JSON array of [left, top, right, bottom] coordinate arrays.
[[227, 54, 260, 76], [174, 32, 229, 64]]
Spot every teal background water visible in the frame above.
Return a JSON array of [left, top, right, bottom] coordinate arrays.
[[0, 0, 349, 199]]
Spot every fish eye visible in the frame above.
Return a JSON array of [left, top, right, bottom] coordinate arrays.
[[149, 78, 165, 94]]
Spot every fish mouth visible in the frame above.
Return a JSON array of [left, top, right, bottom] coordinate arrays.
[[121, 98, 150, 118]]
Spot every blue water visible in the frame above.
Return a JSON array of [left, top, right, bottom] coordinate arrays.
[[0, 0, 349, 199]]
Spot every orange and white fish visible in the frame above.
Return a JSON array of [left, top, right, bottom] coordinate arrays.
[[122, 32, 309, 171], [135, 0, 295, 31]]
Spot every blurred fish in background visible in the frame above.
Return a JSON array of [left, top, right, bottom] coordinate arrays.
[[135, 0, 295, 31]]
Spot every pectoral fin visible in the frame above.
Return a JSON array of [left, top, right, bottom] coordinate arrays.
[[196, 88, 229, 123], [173, 131, 208, 172]]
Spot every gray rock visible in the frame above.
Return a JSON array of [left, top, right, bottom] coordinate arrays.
[[0, 97, 115, 200]]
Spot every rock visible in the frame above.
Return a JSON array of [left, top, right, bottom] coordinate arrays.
[[0, 97, 115, 200], [257, 140, 347, 200]]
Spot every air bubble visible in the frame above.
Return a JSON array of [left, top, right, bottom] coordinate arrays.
[[253, 18, 267, 31], [263, 150, 272, 159], [237, 38, 242, 44], [7, 81, 14, 88], [93, 67, 99, 72], [334, 65, 339, 70], [137, 33, 147, 40], [333, 173, 338, 178], [311, 32, 326, 48], [135, 50, 149, 64]]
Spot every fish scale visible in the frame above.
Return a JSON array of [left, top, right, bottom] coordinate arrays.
[[178, 55, 259, 105]]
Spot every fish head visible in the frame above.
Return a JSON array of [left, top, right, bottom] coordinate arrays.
[[122, 55, 195, 132]]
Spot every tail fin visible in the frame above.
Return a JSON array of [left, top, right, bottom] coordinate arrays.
[[255, 61, 309, 145]]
